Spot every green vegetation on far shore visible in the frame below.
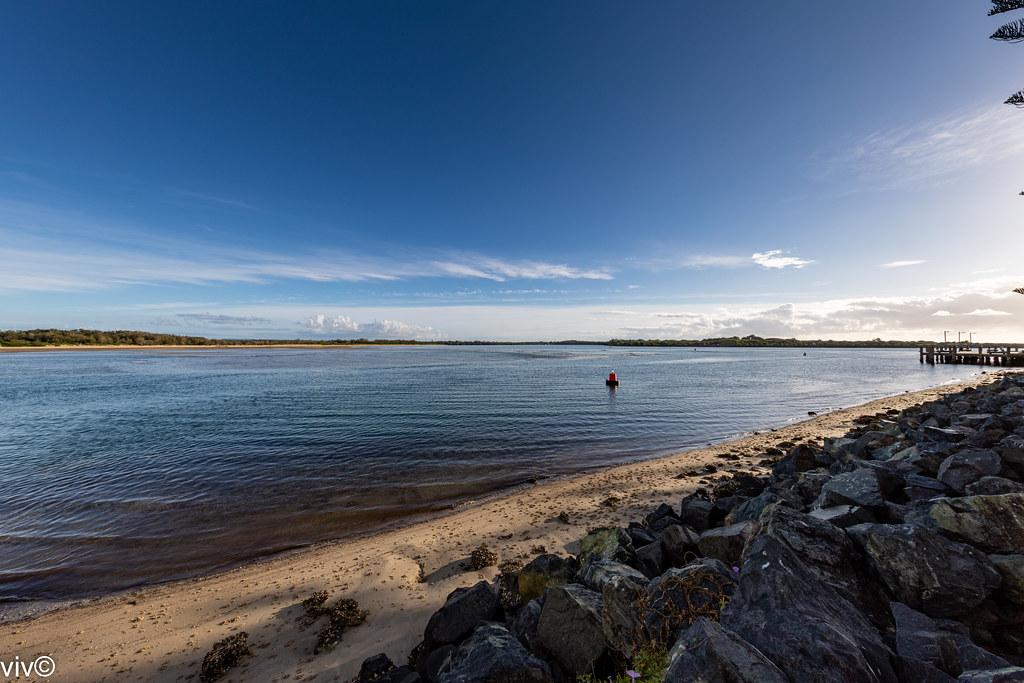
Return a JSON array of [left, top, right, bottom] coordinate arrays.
[[0, 329, 935, 349]]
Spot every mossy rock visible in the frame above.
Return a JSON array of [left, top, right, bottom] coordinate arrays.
[[517, 554, 578, 602], [578, 527, 635, 567]]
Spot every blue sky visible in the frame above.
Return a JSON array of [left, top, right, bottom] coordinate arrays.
[[2, 1, 1023, 340]]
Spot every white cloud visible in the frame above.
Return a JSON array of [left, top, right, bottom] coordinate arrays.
[[932, 310, 954, 317], [685, 255, 751, 268], [435, 257, 612, 282], [966, 308, 1011, 317], [751, 250, 813, 270], [880, 260, 926, 269], [304, 313, 441, 340]]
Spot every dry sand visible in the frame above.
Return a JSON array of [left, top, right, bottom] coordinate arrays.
[[0, 373, 1004, 682]]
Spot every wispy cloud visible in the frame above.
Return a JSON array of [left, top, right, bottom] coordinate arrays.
[[830, 105, 1024, 190], [751, 250, 813, 270], [880, 260, 926, 269], [435, 257, 612, 282], [176, 313, 272, 326], [966, 308, 1011, 317]]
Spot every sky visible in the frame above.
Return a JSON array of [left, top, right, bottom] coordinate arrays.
[[1, 1, 1023, 341]]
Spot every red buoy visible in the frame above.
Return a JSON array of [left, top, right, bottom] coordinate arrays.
[[606, 371, 619, 387]]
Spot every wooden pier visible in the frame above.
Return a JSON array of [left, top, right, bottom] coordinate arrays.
[[920, 343, 1024, 366]]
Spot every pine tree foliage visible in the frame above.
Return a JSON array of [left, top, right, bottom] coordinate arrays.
[[1006, 90, 1024, 106], [989, 0, 1024, 16], [1014, 288, 1024, 296], [991, 18, 1024, 41]]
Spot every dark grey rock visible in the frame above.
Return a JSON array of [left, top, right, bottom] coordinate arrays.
[[660, 523, 700, 568], [906, 474, 949, 501], [510, 598, 543, 653], [578, 559, 646, 594], [814, 468, 884, 508], [438, 623, 552, 683], [991, 554, 1024, 607], [597, 560, 648, 657], [536, 584, 607, 676], [809, 504, 875, 528], [696, 520, 757, 565], [958, 668, 1024, 682], [679, 493, 714, 532], [421, 645, 456, 683], [664, 617, 787, 683], [938, 450, 1003, 494], [891, 602, 1008, 677], [966, 476, 1024, 496], [359, 654, 396, 682], [927, 493, 1024, 554], [847, 523, 1001, 618], [725, 490, 784, 524], [425, 582, 501, 646], [721, 535, 897, 683], [626, 525, 657, 548], [635, 540, 664, 578]]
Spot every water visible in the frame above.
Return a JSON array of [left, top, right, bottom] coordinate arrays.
[[0, 345, 979, 603]]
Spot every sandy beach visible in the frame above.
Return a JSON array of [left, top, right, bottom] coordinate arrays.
[[0, 373, 1002, 683]]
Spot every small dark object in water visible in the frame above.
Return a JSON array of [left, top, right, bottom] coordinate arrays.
[[200, 632, 251, 682], [808, 411, 817, 416], [606, 371, 619, 387]]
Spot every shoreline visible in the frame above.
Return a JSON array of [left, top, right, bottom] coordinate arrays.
[[0, 371, 1008, 682]]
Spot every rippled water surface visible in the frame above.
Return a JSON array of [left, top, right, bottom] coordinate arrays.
[[0, 345, 979, 601]]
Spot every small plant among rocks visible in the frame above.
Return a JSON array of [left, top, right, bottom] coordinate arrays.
[[468, 544, 498, 570], [496, 559, 524, 610], [200, 632, 251, 682]]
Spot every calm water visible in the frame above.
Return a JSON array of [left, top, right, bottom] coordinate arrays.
[[0, 345, 978, 603]]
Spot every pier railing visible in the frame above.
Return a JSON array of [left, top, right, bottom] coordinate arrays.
[[919, 343, 1024, 366]]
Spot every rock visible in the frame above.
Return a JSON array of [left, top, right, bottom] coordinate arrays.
[[536, 584, 608, 676], [664, 617, 787, 683], [721, 536, 897, 683], [438, 623, 552, 683], [927, 493, 1024, 554], [906, 474, 950, 501], [578, 559, 646, 594], [660, 524, 700, 568], [891, 602, 1008, 677], [626, 525, 657, 548], [517, 554, 578, 602], [636, 540, 664, 578], [424, 582, 501, 646], [359, 654, 396, 682], [420, 645, 456, 682], [696, 521, 758, 565], [597, 561, 648, 657], [792, 470, 833, 505], [725, 490, 784, 524], [926, 426, 976, 443], [577, 528, 635, 568], [847, 524, 1001, 618], [709, 495, 748, 528], [644, 503, 680, 530], [937, 450, 1003, 493], [958, 668, 1024, 682], [966, 477, 1024, 496], [814, 468, 884, 508], [642, 558, 737, 645], [991, 555, 1024, 606], [679, 493, 714, 532], [809, 504, 874, 528], [510, 598, 543, 654]]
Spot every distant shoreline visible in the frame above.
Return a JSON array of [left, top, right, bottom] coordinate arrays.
[[0, 343, 373, 353]]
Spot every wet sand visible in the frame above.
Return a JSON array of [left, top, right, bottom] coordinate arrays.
[[0, 373, 1004, 682]]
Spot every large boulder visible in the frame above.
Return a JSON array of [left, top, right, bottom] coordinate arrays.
[[937, 450, 1003, 494], [516, 554, 578, 602], [814, 468, 885, 509], [664, 617, 787, 683], [679, 493, 714, 532], [438, 623, 553, 683], [966, 477, 1024, 496], [597, 562, 649, 658], [957, 668, 1024, 682], [425, 582, 501, 646], [891, 602, 1008, 677], [660, 524, 700, 568], [642, 559, 737, 646], [578, 559, 646, 594], [846, 524, 1001, 618], [721, 536, 897, 683], [536, 584, 609, 676], [991, 555, 1024, 607], [510, 598, 543, 654], [697, 521, 758, 565], [926, 493, 1024, 554]]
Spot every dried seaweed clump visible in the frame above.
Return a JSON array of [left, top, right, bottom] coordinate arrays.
[[200, 632, 251, 682], [313, 598, 369, 653], [468, 544, 498, 570], [300, 590, 330, 624], [496, 559, 524, 610]]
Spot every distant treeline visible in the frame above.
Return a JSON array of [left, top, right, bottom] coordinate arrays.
[[0, 329, 934, 348], [608, 335, 927, 348]]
